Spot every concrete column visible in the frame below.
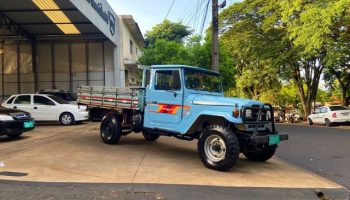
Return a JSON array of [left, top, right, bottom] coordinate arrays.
[[113, 45, 125, 87]]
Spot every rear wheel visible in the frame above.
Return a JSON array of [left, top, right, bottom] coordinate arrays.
[[100, 115, 122, 144], [243, 145, 277, 162], [142, 131, 159, 141], [325, 118, 332, 127], [308, 118, 313, 125], [198, 125, 239, 171]]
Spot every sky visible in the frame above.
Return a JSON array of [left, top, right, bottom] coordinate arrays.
[[107, 0, 241, 36]]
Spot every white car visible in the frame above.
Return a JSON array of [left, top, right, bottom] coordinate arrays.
[[307, 105, 350, 127], [1, 94, 89, 125]]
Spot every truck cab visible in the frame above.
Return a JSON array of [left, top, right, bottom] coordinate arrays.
[[79, 65, 288, 171]]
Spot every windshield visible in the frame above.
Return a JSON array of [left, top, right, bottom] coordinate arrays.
[[185, 69, 222, 93], [48, 95, 70, 104]]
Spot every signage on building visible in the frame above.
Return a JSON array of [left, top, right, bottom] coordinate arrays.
[[85, 0, 116, 36]]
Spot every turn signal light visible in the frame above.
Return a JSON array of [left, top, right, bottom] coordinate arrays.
[[332, 112, 337, 118], [233, 108, 240, 118]]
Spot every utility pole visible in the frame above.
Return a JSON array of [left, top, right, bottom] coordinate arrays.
[[211, 0, 219, 72]]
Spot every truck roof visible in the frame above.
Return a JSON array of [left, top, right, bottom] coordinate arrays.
[[147, 65, 220, 75]]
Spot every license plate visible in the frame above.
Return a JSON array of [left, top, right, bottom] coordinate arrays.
[[23, 121, 34, 129], [269, 135, 280, 145]]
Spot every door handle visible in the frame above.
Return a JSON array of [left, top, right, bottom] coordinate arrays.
[[150, 101, 158, 104], [34, 107, 38, 109], [13, 106, 17, 109]]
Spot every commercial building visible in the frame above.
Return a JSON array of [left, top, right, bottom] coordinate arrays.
[[0, 0, 144, 101]]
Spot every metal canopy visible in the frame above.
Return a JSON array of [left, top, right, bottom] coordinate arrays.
[[0, 0, 107, 40]]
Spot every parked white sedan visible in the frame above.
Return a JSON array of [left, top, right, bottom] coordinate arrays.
[[307, 105, 350, 127], [1, 94, 89, 125]]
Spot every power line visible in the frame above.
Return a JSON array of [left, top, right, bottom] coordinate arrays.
[[164, 0, 176, 21], [200, 0, 210, 37]]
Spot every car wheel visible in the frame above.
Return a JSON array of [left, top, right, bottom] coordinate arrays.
[[59, 112, 75, 125], [243, 145, 277, 162], [142, 131, 159, 141], [198, 125, 239, 171], [6, 132, 23, 138], [308, 118, 313, 125], [100, 115, 122, 144], [325, 118, 332, 127]]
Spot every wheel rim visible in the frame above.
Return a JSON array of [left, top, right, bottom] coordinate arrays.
[[102, 122, 113, 140], [204, 135, 226, 162], [62, 114, 72, 124]]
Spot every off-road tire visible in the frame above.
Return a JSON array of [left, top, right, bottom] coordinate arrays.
[[6, 132, 23, 138], [325, 118, 332, 127], [197, 125, 240, 171], [100, 115, 122, 144], [59, 112, 75, 125], [243, 145, 277, 162], [142, 131, 159, 141], [308, 118, 313, 125]]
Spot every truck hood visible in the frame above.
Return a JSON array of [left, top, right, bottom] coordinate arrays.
[[192, 96, 262, 107]]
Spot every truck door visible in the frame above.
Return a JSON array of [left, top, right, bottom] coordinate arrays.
[[146, 69, 183, 125]]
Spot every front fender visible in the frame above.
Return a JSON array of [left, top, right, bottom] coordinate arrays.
[[184, 111, 243, 134], [197, 111, 242, 123]]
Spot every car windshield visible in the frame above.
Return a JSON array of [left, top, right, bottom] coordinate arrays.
[[185, 68, 223, 93], [329, 106, 349, 111], [48, 95, 70, 104]]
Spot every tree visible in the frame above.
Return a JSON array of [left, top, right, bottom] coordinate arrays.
[[280, 0, 350, 107], [219, 0, 348, 117], [138, 39, 190, 65], [144, 20, 192, 47], [139, 20, 236, 93]]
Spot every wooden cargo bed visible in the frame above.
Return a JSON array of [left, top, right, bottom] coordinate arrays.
[[77, 86, 144, 110]]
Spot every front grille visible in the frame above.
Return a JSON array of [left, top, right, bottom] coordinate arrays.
[[10, 112, 30, 120], [241, 103, 276, 135], [242, 106, 272, 122]]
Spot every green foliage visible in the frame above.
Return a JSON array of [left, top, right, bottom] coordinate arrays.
[[144, 20, 192, 46], [138, 39, 190, 65], [139, 20, 236, 93], [218, 0, 350, 116]]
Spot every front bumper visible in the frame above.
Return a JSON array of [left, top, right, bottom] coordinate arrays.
[[0, 118, 35, 135], [74, 111, 89, 121], [250, 133, 289, 145]]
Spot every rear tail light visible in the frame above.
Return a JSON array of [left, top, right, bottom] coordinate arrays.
[[332, 112, 337, 118]]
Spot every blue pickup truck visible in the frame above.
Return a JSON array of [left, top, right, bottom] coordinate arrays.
[[78, 65, 288, 171]]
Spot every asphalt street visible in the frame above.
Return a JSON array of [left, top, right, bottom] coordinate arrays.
[[276, 124, 350, 190]]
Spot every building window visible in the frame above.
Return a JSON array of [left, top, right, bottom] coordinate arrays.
[[130, 40, 133, 55], [136, 47, 138, 55]]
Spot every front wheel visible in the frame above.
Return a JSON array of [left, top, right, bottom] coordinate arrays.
[[197, 125, 240, 171], [142, 131, 159, 141], [243, 145, 277, 162], [100, 115, 122, 144], [59, 112, 75, 125]]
